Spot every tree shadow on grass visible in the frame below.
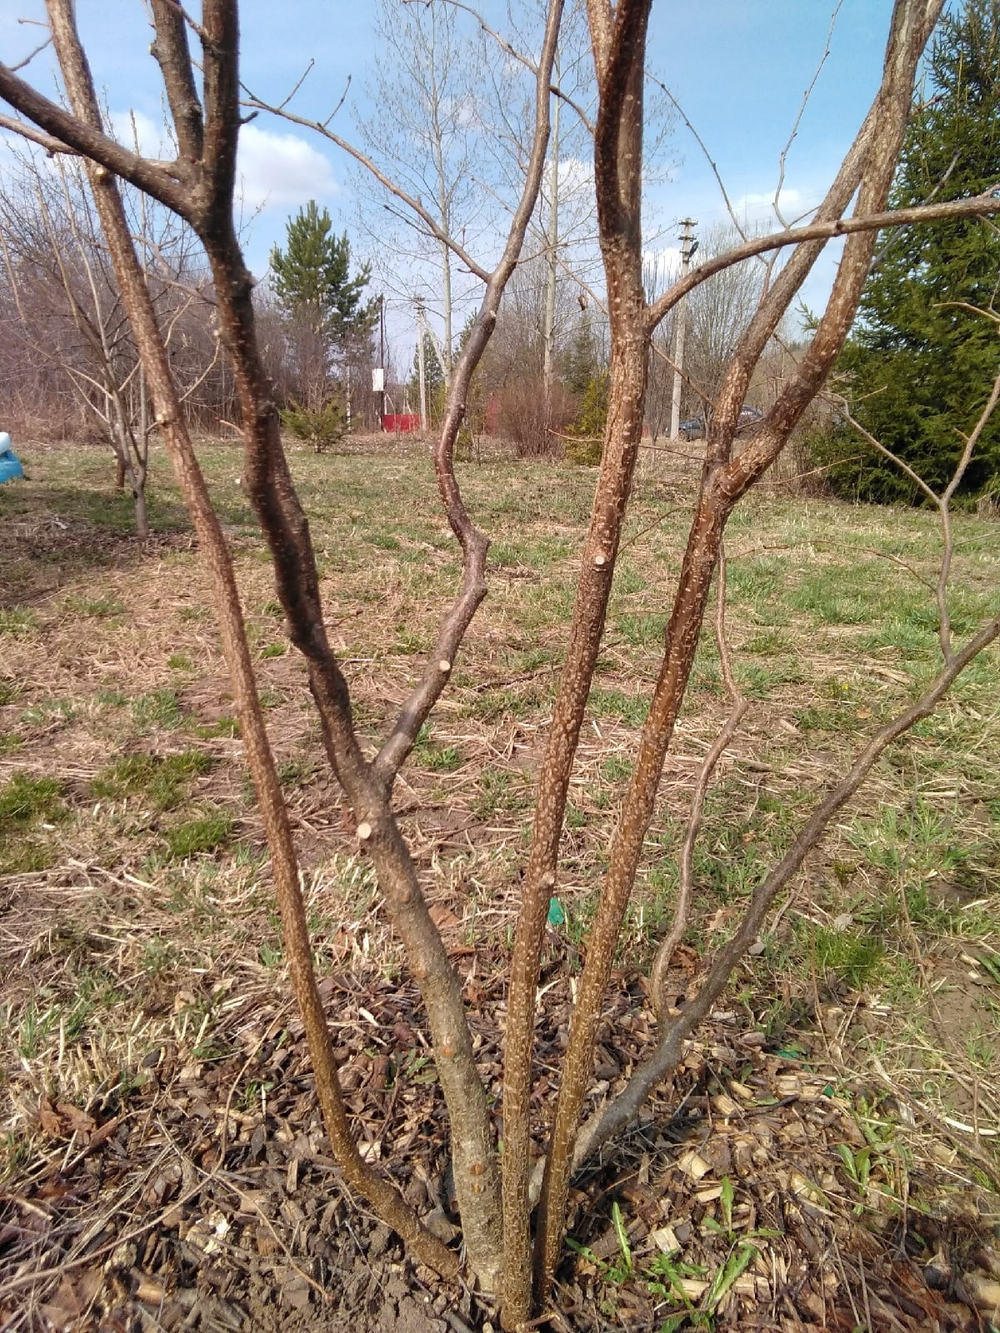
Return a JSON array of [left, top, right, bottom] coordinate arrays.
[[0, 478, 195, 608]]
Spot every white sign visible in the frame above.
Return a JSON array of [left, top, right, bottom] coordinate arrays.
[[372, 368, 385, 392]]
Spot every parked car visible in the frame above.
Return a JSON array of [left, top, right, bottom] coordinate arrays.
[[736, 406, 764, 435], [676, 406, 763, 442]]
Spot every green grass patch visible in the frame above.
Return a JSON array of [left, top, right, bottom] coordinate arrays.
[[413, 725, 463, 772], [188, 716, 240, 739], [63, 594, 125, 617], [164, 811, 234, 859], [0, 773, 66, 831], [474, 767, 529, 818], [589, 687, 649, 727], [0, 609, 37, 636], [276, 758, 316, 788], [91, 750, 214, 811], [0, 773, 68, 874], [805, 924, 884, 988], [131, 688, 184, 731]]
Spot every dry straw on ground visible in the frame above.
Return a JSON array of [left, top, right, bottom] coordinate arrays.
[[1, 436, 999, 1330]]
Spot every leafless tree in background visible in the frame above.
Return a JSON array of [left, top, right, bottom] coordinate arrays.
[[354, 0, 486, 381], [0, 147, 230, 531]]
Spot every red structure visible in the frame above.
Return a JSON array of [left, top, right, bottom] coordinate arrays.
[[382, 413, 421, 433]]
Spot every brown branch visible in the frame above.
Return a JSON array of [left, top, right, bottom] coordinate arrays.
[[840, 361, 1000, 663], [644, 74, 746, 241], [511, 2, 653, 1316], [721, 2, 940, 499], [199, 1, 240, 214], [178, 0, 572, 1288], [649, 546, 748, 1021], [436, 0, 594, 133], [0, 111, 79, 154], [649, 699, 749, 1021], [38, 0, 459, 1283], [840, 402, 940, 505], [374, 0, 566, 788], [643, 191, 1000, 334], [8, 33, 52, 75], [646, 2, 949, 340], [238, 92, 491, 285], [573, 612, 1000, 1169], [774, 1, 844, 228], [149, 0, 205, 164], [936, 366, 1000, 660], [0, 60, 191, 216], [534, 0, 941, 1300]]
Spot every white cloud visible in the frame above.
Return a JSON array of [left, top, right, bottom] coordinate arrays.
[[236, 125, 337, 212], [733, 186, 815, 224], [108, 109, 172, 157], [557, 156, 592, 195], [99, 114, 336, 214]]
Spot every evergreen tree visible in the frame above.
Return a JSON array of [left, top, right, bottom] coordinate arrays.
[[407, 332, 446, 423], [824, 0, 1000, 503], [269, 202, 377, 411]]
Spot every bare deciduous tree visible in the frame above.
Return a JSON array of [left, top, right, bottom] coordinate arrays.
[[3, 3, 1000, 1330], [0, 147, 216, 532], [354, 0, 486, 381]]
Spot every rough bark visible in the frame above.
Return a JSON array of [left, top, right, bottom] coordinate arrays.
[[38, 0, 459, 1282], [534, 3, 945, 1296], [187, 1, 506, 1285], [502, 1, 650, 1322], [6, 2, 997, 1324]]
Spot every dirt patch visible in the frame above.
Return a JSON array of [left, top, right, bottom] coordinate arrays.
[[3, 882, 999, 1333]]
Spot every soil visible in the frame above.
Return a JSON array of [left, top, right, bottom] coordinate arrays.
[[4, 932, 1000, 1333]]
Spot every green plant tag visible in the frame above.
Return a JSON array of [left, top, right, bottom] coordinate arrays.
[[547, 897, 565, 926]]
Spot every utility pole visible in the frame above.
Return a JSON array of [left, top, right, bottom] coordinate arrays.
[[415, 300, 429, 432], [669, 218, 698, 441], [378, 294, 386, 429]]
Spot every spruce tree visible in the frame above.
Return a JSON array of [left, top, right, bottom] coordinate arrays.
[[827, 0, 1000, 503], [269, 202, 376, 411]]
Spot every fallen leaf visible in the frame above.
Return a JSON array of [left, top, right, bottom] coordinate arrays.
[[429, 904, 461, 930], [38, 1097, 62, 1137], [56, 1101, 96, 1135], [88, 1116, 121, 1149]]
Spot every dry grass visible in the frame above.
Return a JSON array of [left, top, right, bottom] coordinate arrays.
[[1, 434, 999, 1327]]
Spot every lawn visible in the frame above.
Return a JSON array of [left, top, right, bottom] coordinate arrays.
[[1, 435, 999, 1330]]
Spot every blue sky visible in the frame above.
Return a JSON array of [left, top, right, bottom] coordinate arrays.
[[1, 1, 902, 359]]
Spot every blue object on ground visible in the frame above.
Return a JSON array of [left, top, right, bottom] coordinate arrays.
[[0, 432, 24, 483]]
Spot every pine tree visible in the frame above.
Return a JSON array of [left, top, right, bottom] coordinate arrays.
[[407, 333, 446, 423], [269, 202, 377, 412], [826, 0, 1000, 503]]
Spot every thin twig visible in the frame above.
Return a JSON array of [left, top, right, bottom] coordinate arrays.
[[839, 358, 1000, 662], [774, 3, 844, 228], [574, 611, 1000, 1171], [649, 545, 748, 1020]]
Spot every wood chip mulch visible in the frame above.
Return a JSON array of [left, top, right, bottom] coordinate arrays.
[[3, 956, 1000, 1332]]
